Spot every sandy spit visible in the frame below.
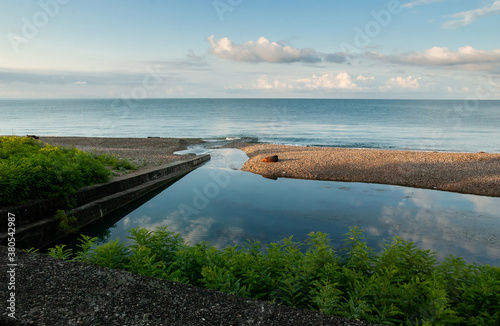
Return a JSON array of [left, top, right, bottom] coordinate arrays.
[[230, 143, 500, 197]]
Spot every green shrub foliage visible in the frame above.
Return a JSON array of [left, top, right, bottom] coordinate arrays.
[[54, 209, 78, 234], [0, 136, 135, 206], [47, 226, 500, 325]]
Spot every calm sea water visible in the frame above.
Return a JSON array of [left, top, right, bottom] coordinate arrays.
[[1, 98, 499, 152]]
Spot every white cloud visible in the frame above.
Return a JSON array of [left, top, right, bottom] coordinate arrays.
[[254, 74, 291, 89], [385, 76, 421, 89], [207, 35, 322, 63], [296, 72, 357, 90], [356, 74, 375, 81], [367, 46, 500, 69], [72, 81, 87, 85], [229, 72, 359, 91], [443, 1, 500, 28], [408, 46, 500, 65], [402, 0, 446, 8]]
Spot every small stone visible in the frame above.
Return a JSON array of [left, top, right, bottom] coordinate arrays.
[[261, 155, 278, 162]]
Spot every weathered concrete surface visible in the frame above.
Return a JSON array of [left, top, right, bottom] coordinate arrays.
[[0, 155, 210, 249]]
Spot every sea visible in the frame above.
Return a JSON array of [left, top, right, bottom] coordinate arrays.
[[1, 98, 499, 153]]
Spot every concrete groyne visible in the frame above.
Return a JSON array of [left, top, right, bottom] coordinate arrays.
[[0, 154, 210, 249]]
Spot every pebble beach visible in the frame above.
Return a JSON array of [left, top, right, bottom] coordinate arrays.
[[232, 143, 500, 197], [39, 136, 205, 167]]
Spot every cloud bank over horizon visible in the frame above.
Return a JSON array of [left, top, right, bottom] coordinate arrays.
[[225, 72, 429, 95]]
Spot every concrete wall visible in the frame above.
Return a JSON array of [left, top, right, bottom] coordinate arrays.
[[0, 155, 210, 249]]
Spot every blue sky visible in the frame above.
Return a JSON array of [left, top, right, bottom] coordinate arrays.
[[1, 0, 499, 98]]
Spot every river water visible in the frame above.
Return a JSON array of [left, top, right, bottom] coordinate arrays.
[[73, 144, 500, 266]]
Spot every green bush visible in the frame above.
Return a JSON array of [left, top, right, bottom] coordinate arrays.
[[54, 209, 78, 234], [92, 152, 136, 171], [0, 136, 135, 206], [46, 226, 500, 325]]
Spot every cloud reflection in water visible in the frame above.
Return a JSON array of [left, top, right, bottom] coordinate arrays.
[[93, 148, 500, 266]]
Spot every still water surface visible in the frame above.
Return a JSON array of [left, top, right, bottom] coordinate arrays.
[[75, 146, 500, 266], [2, 99, 499, 152]]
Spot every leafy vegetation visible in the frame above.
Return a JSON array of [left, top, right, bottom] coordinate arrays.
[[90, 151, 136, 172], [0, 136, 136, 206], [54, 209, 78, 234], [46, 226, 500, 325]]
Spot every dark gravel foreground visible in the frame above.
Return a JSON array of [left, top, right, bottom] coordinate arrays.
[[0, 247, 376, 326]]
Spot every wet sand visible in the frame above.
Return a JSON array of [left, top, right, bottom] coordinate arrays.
[[230, 143, 500, 197]]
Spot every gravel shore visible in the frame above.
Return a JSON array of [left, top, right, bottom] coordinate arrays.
[[231, 143, 500, 197], [39, 137, 204, 167], [0, 247, 375, 326]]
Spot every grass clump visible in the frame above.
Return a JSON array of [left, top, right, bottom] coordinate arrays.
[[47, 226, 500, 325], [0, 136, 135, 206]]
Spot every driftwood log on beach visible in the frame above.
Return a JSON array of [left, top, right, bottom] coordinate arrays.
[[261, 155, 279, 162]]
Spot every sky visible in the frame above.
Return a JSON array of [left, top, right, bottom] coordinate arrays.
[[0, 0, 499, 99]]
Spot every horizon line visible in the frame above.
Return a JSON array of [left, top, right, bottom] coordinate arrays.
[[1, 97, 499, 101]]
